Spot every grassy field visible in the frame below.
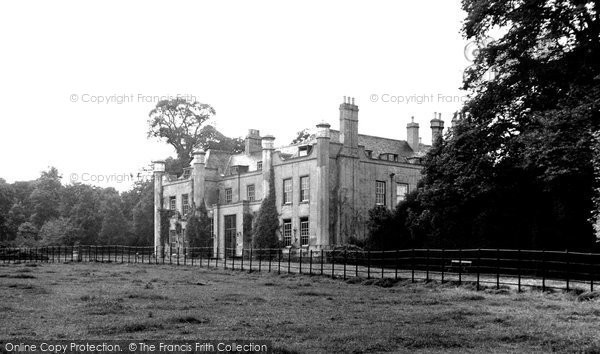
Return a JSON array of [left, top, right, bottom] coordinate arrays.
[[1, 262, 600, 353]]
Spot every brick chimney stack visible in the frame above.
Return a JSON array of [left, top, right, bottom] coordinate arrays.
[[407, 116, 420, 152], [430, 112, 444, 143], [339, 96, 359, 156], [245, 129, 262, 155]]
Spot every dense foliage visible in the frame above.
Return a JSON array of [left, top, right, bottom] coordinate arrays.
[[185, 202, 213, 250], [364, 0, 600, 251], [0, 170, 155, 247]]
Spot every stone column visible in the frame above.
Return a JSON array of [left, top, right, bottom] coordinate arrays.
[[261, 135, 275, 198], [192, 149, 206, 210], [315, 122, 331, 248], [152, 160, 165, 256]]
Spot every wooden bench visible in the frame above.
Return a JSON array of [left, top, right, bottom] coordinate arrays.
[[449, 259, 472, 272]]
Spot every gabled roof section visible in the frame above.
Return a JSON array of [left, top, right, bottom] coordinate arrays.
[[223, 151, 263, 175], [205, 150, 233, 174]]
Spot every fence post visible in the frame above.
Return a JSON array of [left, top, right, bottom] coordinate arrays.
[[356, 252, 359, 278], [458, 248, 462, 285], [232, 249, 235, 270], [441, 248, 445, 284], [411, 248, 415, 283], [590, 252, 594, 292], [331, 249, 335, 279], [268, 249, 272, 272], [184, 247, 187, 266], [426, 249, 430, 282], [343, 250, 347, 280], [381, 251, 384, 279], [496, 248, 500, 290], [517, 249, 521, 293], [223, 247, 227, 270], [542, 249, 546, 292], [299, 249, 302, 275], [566, 249, 570, 292], [367, 250, 371, 279], [258, 249, 262, 273], [309, 250, 313, 275], [239, 248, 243, 271], [321, 251, 324, 276], [278, 249, 281, 275], [94, 245, 97, 262], [249, 247, 253, 272], [191, 248, 194, 267], [477, 248, 481, 291], [288, 249, 291, 274], [395, 249, 399, 280]]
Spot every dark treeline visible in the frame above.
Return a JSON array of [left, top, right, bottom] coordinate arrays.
[[364, 0, 600, 252], [0, 168, 154, 247]]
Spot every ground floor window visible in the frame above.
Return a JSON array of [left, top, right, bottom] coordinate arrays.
[[283, 219, 292, 246], [300, 217, 309, 246], [396, 183, 409, 204], [224, 215, 236, 253], [376, 181, 386, 205]]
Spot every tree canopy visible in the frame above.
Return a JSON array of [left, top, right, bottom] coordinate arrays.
[[367, 0, 600, 250], [148, 98, 216, 164]]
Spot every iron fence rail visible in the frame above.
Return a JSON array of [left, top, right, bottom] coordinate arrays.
[[1, 246, 598, 292]]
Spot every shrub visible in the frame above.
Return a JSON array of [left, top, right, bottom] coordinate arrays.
[[253, 166, 280, 249]]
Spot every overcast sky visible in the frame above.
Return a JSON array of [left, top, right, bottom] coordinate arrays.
[[0, 0, 470, 191]]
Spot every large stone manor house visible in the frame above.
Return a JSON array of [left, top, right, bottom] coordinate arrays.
[[153, 97, 446, 257]]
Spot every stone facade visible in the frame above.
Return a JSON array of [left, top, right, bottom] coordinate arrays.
[[153, 97, 444, 257]]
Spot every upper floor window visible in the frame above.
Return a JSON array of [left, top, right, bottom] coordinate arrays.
[[247, 184, 255, 202], [379, 153, 398, 162], [298, 145, 311, 156], [283, 219, 292, 246], [300, 176, 310, 202], [396, 183, 409, 204], [225, 188, 232, 204], [283, 178, 292, 204], [169, 196, 176, 211], [300, 217, 309, 246], [375, 181, 386, 205], [182, 194, 190, 215], [257, 161, 263, 171]]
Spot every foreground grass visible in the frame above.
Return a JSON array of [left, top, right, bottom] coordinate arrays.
[[1, 262, 600, 353]]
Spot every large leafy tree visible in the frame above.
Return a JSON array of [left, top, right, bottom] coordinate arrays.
[[408, 0, 600, 249], [29, 167, 62, 228], [39, 217, 80, 246], [97, 189, 128, 245], [0, 179, 14, 243], [129, 180, 155, 246], [59, 183, 103, 245], [147, 98, 216, 164], [401, 0, 600, 249]]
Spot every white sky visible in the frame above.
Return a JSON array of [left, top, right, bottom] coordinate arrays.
[[0, 0, 471, 191]]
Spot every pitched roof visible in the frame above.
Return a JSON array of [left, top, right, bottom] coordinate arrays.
[[277, 128, 430, 160]]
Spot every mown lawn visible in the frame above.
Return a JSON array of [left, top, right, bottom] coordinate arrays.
[[1, 262, 600, 353]]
